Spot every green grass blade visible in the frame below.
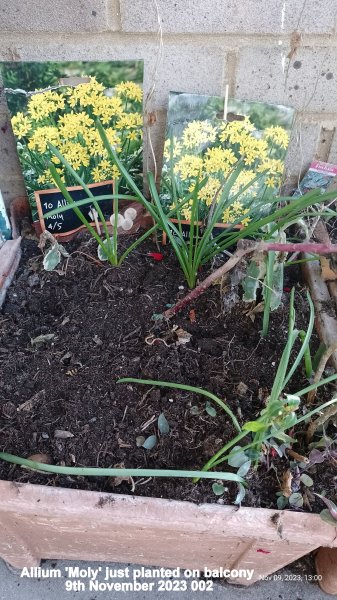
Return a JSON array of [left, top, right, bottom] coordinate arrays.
[[47, 164, 105, 251], [48, 145, 113, 257], [294, 374, 337, 397], [284, 291, 315, 385], [262, 251, 276, 337], [118, 377, 241, 432], [0, 452, 244, 482]]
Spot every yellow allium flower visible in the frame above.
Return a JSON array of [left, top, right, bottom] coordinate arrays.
[[28, 126, 60, 153], [181, 207, 192, 220], [203, 147, 236, 174], [257, 158, 284, 176], [91, 95, 123, 124], [58, 111, 93, 139], [115, 81, 143, 103], [115, 113, 143, 130], [91, 166, 104, 182], [62, 141, 90, 170], [111, 165, 120, 179], [174, 155, 203, 180], [265, 176, 276, 188], [27, 90, 64, 121], [239, 136, 268, 166], [264, 126, 289, 149], [219, 117, 255, 144], [164, 138, 182, 161], [198, 177, 222, 206], [182, 120, 217, 150], [11, 112, 31, 139], [127, 130, 139, 141], [66, 77, 105, 109]]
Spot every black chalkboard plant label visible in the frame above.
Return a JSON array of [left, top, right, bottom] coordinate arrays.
[[35, 180, 115, 237]]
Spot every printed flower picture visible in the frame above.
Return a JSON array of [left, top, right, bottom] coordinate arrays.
[[161, 92, 294, 227], [1, 61, 143, 220]]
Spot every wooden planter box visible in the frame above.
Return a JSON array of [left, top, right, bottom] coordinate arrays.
[[1, 204, 337, 591], [1, 479, 337, 587]]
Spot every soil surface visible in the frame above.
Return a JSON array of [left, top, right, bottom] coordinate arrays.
[[0, 233, 336, 511]]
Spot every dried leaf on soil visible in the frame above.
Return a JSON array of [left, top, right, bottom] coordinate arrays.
[[17, 390, 45, 413], [281, 470, 293, 497], [117, 438, 132, 448], [22, 453, 52, 473], [174, 327, 192, 346], [31, 333, 56, 346], [54, 430, 74, 439], [236, 382, 248, 396]]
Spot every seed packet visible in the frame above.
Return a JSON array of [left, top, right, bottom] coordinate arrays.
[[1, 60, 143, 236], [160, 92, 294, 229], [292, 160, 337, 197]]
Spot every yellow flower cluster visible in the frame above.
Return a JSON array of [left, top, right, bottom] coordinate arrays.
[[11, 112, 32, 139], [115, 81, 143, 102], [223, 200, 251, 226], [203, 147, 236, 174], [182, 120, 217, 150], [163, 137, 183, 160], [174, 155, 204, 180], [27, 91, 65, 121], [28, 125, 59, 153], [219, 117, 255, 144], [196, 176, 221, 206], [11, 76, 143, 188], [91, 160, 120, 183], [265, 126, 289, 150]]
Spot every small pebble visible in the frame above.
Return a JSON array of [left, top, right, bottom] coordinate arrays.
[[168, 398, 174, 403], [41, 432, 49, 439], [178, 285, 184, 290]]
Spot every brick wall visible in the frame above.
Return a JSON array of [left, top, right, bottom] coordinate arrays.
[[0, 0, 337, 205]]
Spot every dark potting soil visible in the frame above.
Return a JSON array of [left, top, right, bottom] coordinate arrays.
[[0, 234, 335, 510]]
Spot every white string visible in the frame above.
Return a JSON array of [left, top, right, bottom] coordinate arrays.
[[223, 84, 229, 121], [144, 0, 164, 182]]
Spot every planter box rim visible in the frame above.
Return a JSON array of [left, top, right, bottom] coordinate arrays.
[[1, 479, 336, 546]]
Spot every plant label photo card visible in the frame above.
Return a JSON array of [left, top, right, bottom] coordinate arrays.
[[1, 60, 144, 237], [160, 91, 294, 232]]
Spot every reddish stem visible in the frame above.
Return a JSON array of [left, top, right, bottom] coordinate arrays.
[[164, 241, 337, 319]]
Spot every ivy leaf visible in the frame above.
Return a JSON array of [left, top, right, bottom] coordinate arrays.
[[212, 483, 225, 496], [237, 460, 251, 478], [228, 446, 248, 468], [289, 492, 303, 508], [300, 474, 314, 487], [158, 413, 170, 434], [277, 495, 288, 510], [205, 401, 217, 417], [234, 483, 246, 505], [142, 435, 157, 450]]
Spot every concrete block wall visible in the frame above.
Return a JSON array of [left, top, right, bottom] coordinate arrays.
[[0, 0, 337, 205]]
